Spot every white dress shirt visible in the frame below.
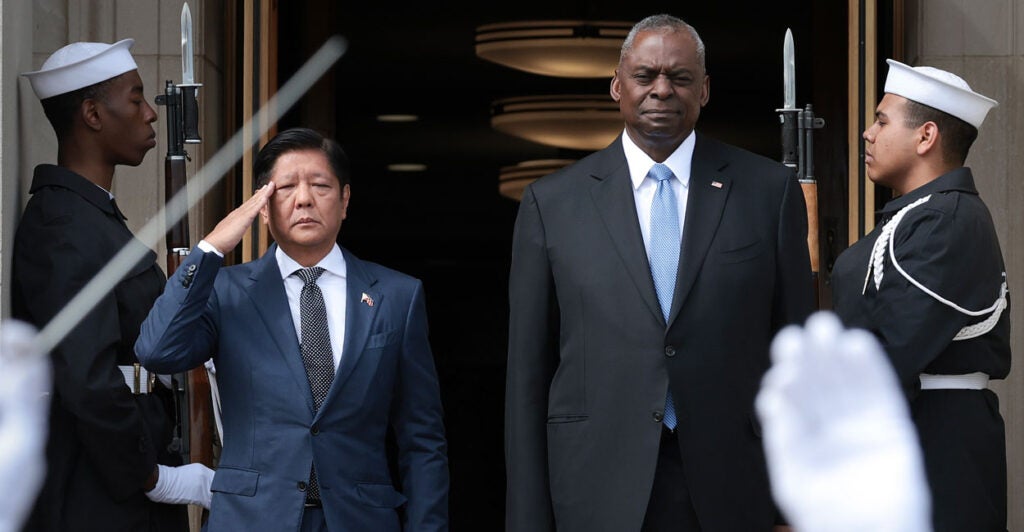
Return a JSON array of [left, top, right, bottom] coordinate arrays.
[[275, 245, 348, 370], [621, 129, 695, 256]]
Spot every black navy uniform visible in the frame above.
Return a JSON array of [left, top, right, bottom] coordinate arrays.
[[832, 167, 1010, 531], [13, 164, 187, 531]]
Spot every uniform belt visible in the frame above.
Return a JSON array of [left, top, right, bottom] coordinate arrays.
[[919, 372, 989, 390], [118, 363, 157, 394]]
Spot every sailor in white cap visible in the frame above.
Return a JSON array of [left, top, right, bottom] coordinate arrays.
[[14, 40, 212, 531], [831, 59, 1009, 531]]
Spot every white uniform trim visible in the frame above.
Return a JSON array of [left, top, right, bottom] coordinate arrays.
[[862, 194, 1008, 341], [920, 372, 989, 390]]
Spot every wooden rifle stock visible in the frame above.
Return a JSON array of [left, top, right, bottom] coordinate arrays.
[[796, 104, 825, 307], [159, 80, 215, 470], [781, 102, 825, 308], [801, 180, 820, 305]]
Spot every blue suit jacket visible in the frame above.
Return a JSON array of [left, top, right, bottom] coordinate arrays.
[[136, 244, 448, 531]]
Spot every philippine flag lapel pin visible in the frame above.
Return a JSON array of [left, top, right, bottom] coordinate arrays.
[[360, 292, 375, 307], [711, 180, 723, 189]]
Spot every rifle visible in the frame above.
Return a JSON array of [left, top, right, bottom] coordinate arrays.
[[154, 3, 215, 471], [779, 29, 825, 307]]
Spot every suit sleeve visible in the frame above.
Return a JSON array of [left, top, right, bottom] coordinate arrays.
[[505, 185, 559, 532], [135, 247, 222, 374], [14, 219, 156, 501], [392, 280, 450, 531], [773, 172, 815, 330]]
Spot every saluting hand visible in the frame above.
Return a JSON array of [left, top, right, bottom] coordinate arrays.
[[203, 182, 276, 255]]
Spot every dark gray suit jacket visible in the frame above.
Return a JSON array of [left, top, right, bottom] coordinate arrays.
[[506, 133, 813, 531]]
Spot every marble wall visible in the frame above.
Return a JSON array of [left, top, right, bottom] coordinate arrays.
[[907, 0, 1024, 528]]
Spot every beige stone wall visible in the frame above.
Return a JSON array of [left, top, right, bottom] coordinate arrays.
[[13, 0, 223, 279], [907, 0, 1024, 528]]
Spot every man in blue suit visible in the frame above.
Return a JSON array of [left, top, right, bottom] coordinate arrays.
[[136, 128, 449, 531]]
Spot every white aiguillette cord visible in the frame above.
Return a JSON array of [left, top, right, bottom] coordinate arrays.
[[33, 36, 348, 356], [861, 194, 1008, 341]]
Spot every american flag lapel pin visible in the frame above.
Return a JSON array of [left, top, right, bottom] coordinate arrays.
[[361, 292, 375, 307], [711, 180, 723, 189]]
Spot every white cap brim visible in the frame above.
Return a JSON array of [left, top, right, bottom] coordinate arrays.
[[22, 38, 137, 100], [883, 59, 997, 128]]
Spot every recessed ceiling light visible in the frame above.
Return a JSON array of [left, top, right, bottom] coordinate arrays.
[[376, 114, 419, 122], [387, 163, 428, 172]]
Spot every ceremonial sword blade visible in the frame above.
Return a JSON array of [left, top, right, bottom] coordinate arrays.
[[181, 3, 195, 84], [783, 28, 795, 109]]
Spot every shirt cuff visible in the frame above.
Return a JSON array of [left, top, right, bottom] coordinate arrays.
[[197, 240, 224, 258]]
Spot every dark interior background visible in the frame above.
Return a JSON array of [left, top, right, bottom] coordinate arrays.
[[273, 2, 851, 528]]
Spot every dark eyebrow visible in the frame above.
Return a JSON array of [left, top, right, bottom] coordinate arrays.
[[875, 110, 889, 120]]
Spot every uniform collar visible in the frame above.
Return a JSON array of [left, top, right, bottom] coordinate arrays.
[[879, 166, 978, 215], [29, 164, 118, 217]]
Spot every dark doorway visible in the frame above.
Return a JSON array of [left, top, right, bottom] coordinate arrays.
[[275, 2, 849, 528]]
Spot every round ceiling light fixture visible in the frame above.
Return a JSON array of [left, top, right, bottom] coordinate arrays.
[[499, 159, 576, 201], [491, 95, 621, 151], [476, 20, 632, 78]]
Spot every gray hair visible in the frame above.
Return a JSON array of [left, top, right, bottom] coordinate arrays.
[[620, 14, 706, 73]]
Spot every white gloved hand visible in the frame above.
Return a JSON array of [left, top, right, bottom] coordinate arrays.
[[0, 320, 51, 532], [145, 463, 215, 509], [755, 311, 931, 532]]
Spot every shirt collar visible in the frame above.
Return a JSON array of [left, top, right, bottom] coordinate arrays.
[[275, 244, 347, 280], [622, 129, 695, 190]]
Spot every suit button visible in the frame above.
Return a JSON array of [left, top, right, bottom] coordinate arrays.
[[665, 345, 676, 357], [187, 264, 197, 272], [297, 481, 307, 491], [652, 411, 664, 423], [311, 424, 319, 435]]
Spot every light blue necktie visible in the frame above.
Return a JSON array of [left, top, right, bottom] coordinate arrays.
[[648, 163, 679, 430]]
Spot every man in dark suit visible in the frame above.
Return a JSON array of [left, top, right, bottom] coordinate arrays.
[[135, 128, 449, 531], [505, 14, 813, 531], [15, 38, 209, 532]]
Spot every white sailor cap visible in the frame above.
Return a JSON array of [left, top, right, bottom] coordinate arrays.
[[22, 39, 137, 100], [883, 59, 998, 129]]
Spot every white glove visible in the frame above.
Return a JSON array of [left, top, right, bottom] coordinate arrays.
[[145, 463, 215, 509], [755, 311, 931, 532], [0, 320, 51, 532]]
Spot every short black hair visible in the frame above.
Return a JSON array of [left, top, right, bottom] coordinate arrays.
[[902, 99, 978, 165], [39, 76, 117, 141], [253, 127, 350, 189], [621, 14, 706, 74]]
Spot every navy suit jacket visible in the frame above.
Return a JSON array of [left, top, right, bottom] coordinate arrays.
[[136, 244, 448, 531], [506, 133, 813, 531]]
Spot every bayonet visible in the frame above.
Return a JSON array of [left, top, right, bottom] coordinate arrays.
[[779, 28, 799, 173], [783, 28, 795, 110], [181, 3, 195, 85]]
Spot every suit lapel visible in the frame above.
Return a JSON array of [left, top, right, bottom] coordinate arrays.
[[668, 135, 731, 325], [246, 244, 315, 413], [321, 248, 380, 410], [589, 143, 665, 325]]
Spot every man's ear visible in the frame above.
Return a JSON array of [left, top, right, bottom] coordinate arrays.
[[80, 99, 103, 132], [916, 121, 940, 156], [340, 184, 351, 221], [609, 71, 621, 102]]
